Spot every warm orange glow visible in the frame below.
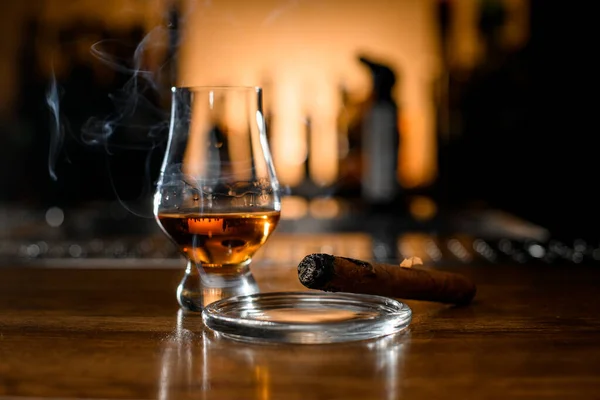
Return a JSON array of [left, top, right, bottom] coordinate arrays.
[[254, 365, 270, 400], [223, 92, 252, 181], [308, 80, 339, 187], [262, 222, 271, 240], [6, 0, 468, 189], [271, 82, 306, 186], [408, 196, 438, 221], [182, 96, 211, 178], [309, 197, 341, 220], [28, 0, 532, 190], [397, 233, 433, 260], [1, 0, 530, 190], [179, 0, 441, 188], [280, 196, 308, 220], [188, 217, 224, 234]]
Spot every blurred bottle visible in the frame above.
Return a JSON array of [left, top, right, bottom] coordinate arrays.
[[335, 85, 362, 198], [293, 116, 322, 199], [358, 56, 401, 209]]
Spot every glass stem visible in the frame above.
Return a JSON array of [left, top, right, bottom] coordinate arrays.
[[177, 261, 203, 312], [176, 260, 260, 312]]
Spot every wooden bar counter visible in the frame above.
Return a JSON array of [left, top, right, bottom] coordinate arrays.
[[1, 262, 600, 399]]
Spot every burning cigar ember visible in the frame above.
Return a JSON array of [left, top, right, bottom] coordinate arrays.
[[298, 254, 476, 305]]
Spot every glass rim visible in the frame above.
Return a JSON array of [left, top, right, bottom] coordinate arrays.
[[171, 85, 261, 93]]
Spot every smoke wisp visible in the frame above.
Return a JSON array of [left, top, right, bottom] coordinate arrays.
[[46, 67, 65, 182], [44, 6, 181, 216]]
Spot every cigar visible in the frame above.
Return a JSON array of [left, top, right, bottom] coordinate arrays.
[[298, 254, 476, 305]]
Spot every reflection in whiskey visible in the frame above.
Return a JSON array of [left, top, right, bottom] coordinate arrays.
[[157, 209, 280, 267]]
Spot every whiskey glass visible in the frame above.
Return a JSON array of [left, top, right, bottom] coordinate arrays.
[[154, 86, 281, 311]]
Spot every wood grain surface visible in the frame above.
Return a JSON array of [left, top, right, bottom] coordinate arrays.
[[1, 262, 600, 399]]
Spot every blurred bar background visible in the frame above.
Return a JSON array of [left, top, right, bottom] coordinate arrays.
[[0, 0, 596, 266]]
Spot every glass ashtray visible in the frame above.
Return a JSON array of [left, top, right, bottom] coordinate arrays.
[[201, 291, 412, 344]]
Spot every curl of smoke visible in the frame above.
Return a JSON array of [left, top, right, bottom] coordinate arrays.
[[45, 9, 181, 217], [44, 0, 301, 217], [83, 27, 174, 150], [46, 70, 64, 182]]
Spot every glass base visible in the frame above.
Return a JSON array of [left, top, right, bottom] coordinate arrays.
[[202, 291, 412, 344], [177, 261, 259, 312]]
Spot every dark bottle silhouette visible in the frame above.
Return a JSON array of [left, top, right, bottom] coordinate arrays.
[[334, 85, 362, 198], [358, 56, 401, 210]]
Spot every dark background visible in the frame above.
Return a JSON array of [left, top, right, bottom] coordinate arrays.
[[436, 0, 597, 240]]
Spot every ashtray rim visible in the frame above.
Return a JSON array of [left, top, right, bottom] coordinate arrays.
[[201, 291, 412, 344]]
